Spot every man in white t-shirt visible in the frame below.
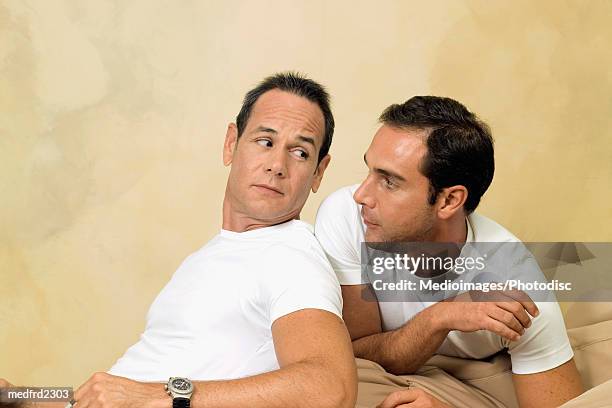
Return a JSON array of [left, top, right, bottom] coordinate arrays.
[[315, 96, 583, 408], [0, 73, 357, 408]]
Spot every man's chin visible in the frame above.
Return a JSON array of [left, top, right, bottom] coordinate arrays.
[[364, 230, 384, 242], [244, 207, 300, 225]]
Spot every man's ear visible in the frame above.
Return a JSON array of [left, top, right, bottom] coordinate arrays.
[[311, 154, 331, 193], [223, 123, 239, 166], [436, 185, 468, 220]]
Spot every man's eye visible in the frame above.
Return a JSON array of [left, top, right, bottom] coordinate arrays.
[[291, 149, 309, 159], [256, 139, 272, 147], [383, 178, 396, 189]]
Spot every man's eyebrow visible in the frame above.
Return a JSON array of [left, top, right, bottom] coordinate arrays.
[[374, 168, 406, 182], [364, 153, 406, 182], [255, 126, 317, 148], [253, 128, 314, 148], [297, 135, 316, 147], [254, 126, 277, 134]]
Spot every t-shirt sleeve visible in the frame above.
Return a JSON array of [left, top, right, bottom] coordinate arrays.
[[506, 300, 574, 374], [493, 252, 575, 374], [314, 186, 364, 285], [260, 244, 343, 325]]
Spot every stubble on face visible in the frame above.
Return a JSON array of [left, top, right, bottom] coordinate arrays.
[[372, 206, 436, 243], [359, 125, 438, 243]]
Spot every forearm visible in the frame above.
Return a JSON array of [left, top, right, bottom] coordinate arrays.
[[14, 361, 352, 408], [188, 358, 353, 408], [352, 306, 449, 374], [20, 402, 66, 408]]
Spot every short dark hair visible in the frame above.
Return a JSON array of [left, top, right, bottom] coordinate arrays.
[[379, 96, 494, 213], [236, 72, 334, 164]]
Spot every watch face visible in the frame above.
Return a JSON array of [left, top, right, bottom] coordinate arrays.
[[171, 378, 192, 392]]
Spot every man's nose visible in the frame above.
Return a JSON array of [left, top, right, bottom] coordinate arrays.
[[265, 148, 287, 177], [353, 177, 375, 208]]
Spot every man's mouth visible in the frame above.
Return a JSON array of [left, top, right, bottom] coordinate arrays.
[[361, 210, 379, 227], [252, 184, 284, 195]]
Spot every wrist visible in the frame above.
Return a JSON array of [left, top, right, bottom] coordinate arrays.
[[150, 383, 172, 408], [164, 378, 194, 408], [424, 303, 451, 333]]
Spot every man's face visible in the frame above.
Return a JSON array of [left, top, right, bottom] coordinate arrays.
[[223, 89, 330, 225], [354, 125, 436, 242]]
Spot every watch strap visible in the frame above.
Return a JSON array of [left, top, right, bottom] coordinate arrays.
[[172, 397, 190, 408]]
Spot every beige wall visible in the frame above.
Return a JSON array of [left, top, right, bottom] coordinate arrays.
[[1, 0, 610, 385]]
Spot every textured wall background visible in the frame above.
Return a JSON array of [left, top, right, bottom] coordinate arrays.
[[1, 0, 611, 385]]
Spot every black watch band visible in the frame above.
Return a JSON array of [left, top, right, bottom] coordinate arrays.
[[172, 397, 190, 408]]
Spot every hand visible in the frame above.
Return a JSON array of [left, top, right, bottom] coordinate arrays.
[[0, 378, 23, 408], [435, 289, 539, 341], [0, 380, 69, 408], [0, 378, 14, 387], [377, 388, 451, 408], [73, 372, 168, 408]]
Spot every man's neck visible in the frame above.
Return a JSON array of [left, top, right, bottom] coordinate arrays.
[[221, 194, 299, 232], [432, 214, 469, 243]]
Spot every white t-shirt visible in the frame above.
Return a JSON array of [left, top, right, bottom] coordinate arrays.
[[108, 220, 342, 381], [314, 185, 573, 375]]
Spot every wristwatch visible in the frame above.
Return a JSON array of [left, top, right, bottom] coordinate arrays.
[[165, 377, 194, 408]]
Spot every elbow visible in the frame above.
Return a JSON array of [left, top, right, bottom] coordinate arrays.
[[377, 358, 417, 376], [342, 376, 358, 408], [325, 382, 357, 408], [311, 362, 357, 408], [326, 367, 358, 408], [345, 384, 358, 408]]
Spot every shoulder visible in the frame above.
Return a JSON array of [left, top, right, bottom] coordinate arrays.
[[317, 184, 360, 216], [315, 184, 363, 240], [260, 221, 337, 279], [256, 223, 343, 318], [469, 212, 521, 242], [274, 220, 328, 256]]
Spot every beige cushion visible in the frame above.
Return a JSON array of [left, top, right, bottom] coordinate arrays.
[[560, 379, 612, 408], [568, 319, 612, 389], [563, 302, 612, 329]]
